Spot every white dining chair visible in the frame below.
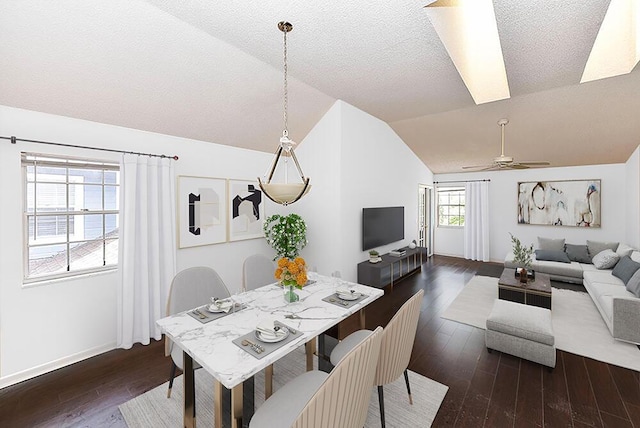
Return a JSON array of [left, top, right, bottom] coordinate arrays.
[[249, 326, 383, 428], [242, 254, 276, 291], [329, 289, 424, 428], [165, 266, 231, 398]]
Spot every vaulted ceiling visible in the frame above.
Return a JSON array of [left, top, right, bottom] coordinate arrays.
[[1, 1, 638, 173]]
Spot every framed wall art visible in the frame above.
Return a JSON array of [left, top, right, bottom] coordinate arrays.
[[228, 179, 265, 241], [517, 179, 601, 227], [178, 176, 227, 248]]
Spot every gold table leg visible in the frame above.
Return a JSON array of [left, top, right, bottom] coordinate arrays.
[[265, 364, 274, 399], [305, 338, 316, 371], [231, 384, 243, 428], [359, 308, 366, 330], [214, 380, 222, 428], [183, 351, 196, 428]]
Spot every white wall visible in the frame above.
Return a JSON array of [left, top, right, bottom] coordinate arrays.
[[625, 146, 640, 249], [0, 101, 433, 386], [0, 105, 274, 386], [296, 101, 434, 281], [434, 164, 628, 262]]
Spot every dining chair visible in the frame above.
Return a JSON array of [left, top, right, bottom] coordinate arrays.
[[165, 266, 231, 398], [329, 289, 424, 428], [242, 254, 276, 291], [249, 326, 383, 428]]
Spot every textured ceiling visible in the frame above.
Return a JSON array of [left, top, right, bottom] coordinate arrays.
[[0, 0, 638, 173]]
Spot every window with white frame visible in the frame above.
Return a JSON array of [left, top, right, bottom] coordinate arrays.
[[23, 153, 120, 281], [437, 187, 465, 227]]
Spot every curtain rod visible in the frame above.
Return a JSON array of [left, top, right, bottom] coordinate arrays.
[[1, 135, 179, 160], [434, 179, 490, 184]]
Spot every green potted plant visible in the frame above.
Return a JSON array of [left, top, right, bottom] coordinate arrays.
[[263, 213, 308, 260], [368, 250, 380, 263], [510, 233, 533, 283]]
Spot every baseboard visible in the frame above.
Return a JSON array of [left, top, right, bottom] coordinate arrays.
[[0, 342, 116, 389]]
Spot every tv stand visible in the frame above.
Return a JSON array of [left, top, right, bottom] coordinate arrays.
[[357, 247, 425, 290]]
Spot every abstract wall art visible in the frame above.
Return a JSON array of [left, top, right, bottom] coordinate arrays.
[[178, 176, 227, 248], [228, 179, 265, 241], [517, 179, 601, 227]]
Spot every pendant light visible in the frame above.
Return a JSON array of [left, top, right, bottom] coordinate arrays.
[[258, 21, 311, 206]]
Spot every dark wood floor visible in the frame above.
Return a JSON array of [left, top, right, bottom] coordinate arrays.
[[2, 255, 640, 427]]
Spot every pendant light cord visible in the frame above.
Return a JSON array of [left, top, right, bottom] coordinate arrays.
[[282, 26, 289, 137]]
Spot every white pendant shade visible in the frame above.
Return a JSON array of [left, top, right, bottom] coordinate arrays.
[[259, 182, 311, 205]]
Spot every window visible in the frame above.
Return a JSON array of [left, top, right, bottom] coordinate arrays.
[[23, 153, 120, 282], [437, 187, 465, 227]]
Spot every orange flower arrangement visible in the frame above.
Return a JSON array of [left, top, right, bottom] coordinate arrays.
[[275, 257, 308, 288]]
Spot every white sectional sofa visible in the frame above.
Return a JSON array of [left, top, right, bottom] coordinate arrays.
[[505, 241, 640, 344]]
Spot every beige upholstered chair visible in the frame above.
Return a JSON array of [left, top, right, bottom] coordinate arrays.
[[249, 326, 383, 428], [165, 266, 230, 398], [330, 289, 424, 428], [242, 254, 276, 291]]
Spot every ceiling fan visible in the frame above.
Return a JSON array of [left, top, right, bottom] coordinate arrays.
[[462, 119, 550, 171]]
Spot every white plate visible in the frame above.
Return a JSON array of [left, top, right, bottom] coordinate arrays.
[[206, 302, 232, 313], [255, 328, 289, 343], [338, 292, 360, 301]]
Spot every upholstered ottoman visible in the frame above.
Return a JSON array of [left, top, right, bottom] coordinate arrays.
[[486, 299, 556, 368]]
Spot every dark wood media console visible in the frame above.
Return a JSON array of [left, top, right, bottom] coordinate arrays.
[[357, 247, 426, 289]]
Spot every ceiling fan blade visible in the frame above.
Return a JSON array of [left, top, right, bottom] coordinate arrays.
[[462, 164, 494, 170], [518, 161, 550, 166], [508, 164, 530, 169]]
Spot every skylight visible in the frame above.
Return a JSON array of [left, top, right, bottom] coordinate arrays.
[[581, 0, 639, 83], [424, 0, 510, 105]]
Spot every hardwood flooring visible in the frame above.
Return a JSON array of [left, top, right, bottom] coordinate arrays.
[[1, 255, 639, 427]]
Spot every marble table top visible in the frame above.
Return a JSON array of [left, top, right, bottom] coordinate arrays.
[[156, 272, 384, 389]]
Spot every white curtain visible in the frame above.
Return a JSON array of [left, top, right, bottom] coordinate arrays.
[[464, 181, 490, 261], [117, 154, 176, 349]]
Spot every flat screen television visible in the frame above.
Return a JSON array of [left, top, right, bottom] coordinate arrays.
[[362, 206, 404, 251]]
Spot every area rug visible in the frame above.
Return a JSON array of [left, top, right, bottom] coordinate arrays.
[[441, 275, 640, 372], [120, 346, 448, 427]]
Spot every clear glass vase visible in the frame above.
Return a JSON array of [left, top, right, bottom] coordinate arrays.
[[283, 283, 299, 303]]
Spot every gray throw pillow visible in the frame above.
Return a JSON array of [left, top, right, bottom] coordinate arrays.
[[564, 244, 591, 264], [587, 240, 619, 259], [592, 249, 620, 270], [535, 249, 571, 263], [626, 269, 640, 297], [611, 255, 640, 284], [538, 237, 565, 252]]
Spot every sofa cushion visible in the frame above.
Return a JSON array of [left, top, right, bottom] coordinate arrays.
[[564, 244, 591, 263], [611, 255, 640, 285], [532, 258, 583, 278], [592, 249, 620, 269], [587, 240, 619, 259], [631, 251, 640, 264], [535, 249, 571, 263], [583, 269, 622, 286], [538, 237, 565, 251], [626, 269, 640, 297]]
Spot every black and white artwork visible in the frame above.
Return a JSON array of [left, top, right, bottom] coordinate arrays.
[[178, 176, 227, 248], [228, 179, 264, 241], [517, 179, 601, 227]]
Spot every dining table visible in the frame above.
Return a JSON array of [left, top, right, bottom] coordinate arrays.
[[156, 272, 385, 428]]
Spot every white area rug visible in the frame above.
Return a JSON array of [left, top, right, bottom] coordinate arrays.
[[441, 275, 640, 371], [120, 346, 448, 427]]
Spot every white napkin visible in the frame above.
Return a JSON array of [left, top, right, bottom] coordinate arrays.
[[336, 287, 359, 297], [256, 319, 285, 338], [210, 298, 233, 313]]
